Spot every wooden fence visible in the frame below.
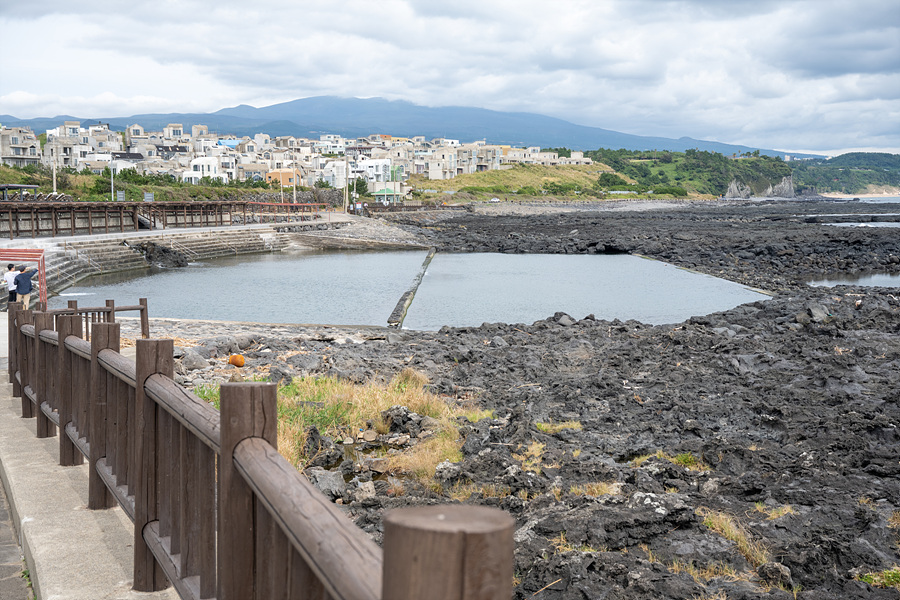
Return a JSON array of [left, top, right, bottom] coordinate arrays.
[[0, 201, 329, 240], [6, 302, 514, 600]]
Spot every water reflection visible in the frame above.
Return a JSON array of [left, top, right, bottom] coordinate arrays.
[[808, 272, 900, 287]]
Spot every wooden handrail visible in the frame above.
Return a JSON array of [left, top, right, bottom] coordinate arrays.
[[234, 436, 383, 600], [38, 330, 59, 345], [63, 335, 91, 360], [97, 348, 137, 387], [144, 374, 221, 454], [7, 300, 513, 600]]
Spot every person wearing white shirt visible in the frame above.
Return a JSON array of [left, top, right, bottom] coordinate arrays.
[[4, 264, 17, 305]]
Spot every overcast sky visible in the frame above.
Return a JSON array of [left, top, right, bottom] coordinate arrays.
[[2, 0, 898, 155]]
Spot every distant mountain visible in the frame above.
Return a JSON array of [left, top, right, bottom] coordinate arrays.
[[1, 97, 818, 158]]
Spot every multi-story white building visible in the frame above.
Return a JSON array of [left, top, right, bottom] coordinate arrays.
[[0, 127, 41, 168]]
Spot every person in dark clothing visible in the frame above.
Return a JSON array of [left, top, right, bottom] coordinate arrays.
[[13, 265, 39, 310]]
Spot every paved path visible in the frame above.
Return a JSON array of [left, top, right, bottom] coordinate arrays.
[[0, 315, 177, 600]]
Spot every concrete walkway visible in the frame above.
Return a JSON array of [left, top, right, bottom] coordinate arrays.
[[0, 316, 177, 599]]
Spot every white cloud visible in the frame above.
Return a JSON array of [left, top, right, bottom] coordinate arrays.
[[1, 0, 897, 152]]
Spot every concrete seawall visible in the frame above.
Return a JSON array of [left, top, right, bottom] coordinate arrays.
[[0, 214, 356, 299]]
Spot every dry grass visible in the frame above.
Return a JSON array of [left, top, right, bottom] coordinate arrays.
[[692, 591, 729, 600], [889, 511, 900, 530], [463, 408, 495, 422], [669, 559, 740, 584], [549, 533, 603, 554], [696, 507, 770, 567], [200, 369, 473, 486], [569, 482, 623, 497], [512, 441, 546, 474], [447, 481, 512, 501], [753, 502, 796, 520], [408, 163, 610, 194], [631, 450, 710, 472], [535, 420, 583, 434]]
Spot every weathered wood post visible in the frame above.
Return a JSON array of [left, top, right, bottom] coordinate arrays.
[[382, 505, 515, 600], [105, 299, 116, 323], [218, 382, 278, 600], [139, 298, 149, 338], [33, 311, 56, 438], [17, 309, 34, 417], [89, 322, 118, 509], [133, 339, 172, 592], [57, 314, 84, 466]]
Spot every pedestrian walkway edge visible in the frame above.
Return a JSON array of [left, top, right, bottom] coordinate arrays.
[[0, 316, 177, 600]]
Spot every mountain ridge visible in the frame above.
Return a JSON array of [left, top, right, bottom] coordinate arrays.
[[1, 96, 819, 158]]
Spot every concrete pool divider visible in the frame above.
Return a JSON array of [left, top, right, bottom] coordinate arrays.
[[388, 247, 437, 328]]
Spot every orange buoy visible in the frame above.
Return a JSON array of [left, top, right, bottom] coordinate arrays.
[[228, 354, 245, 367]]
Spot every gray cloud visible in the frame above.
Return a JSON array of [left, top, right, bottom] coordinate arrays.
[[1, 0, 898, 153]]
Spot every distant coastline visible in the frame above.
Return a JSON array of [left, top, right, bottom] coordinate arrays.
[[819, 189, 900, 199]]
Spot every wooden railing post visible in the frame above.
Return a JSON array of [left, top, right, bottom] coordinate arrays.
[[382, 505, 515, 600], [57, 314, 84, 466], [133, 339, 172, 592], [139, 298, 149, 339], [218, 382, 277, 600], [105, 299, 116, 323], [89, 322, 118, 509], [33, 311, 56, 438], [8, 302, 21, 389], [17, 309, 34, 418]]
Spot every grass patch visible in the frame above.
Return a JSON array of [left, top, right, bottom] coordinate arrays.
[[668, 559, 739, 584], [630, 450, 710, 471], [570, 482, 622, 497], [512, 441, 546, 475], [464, 408, 495, 422], [697, 507, 770, 567], [409, 163, 610, 197], [535, 420, 582, 434], [753, 502, 796, 520], [197, 370, 474, 486], [889, 511, 900, 530], [549, 532, 603, 554], [858, 567, 900, 589]]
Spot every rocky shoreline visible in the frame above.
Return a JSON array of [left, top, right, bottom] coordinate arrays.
[[119, 199, 900, 599]]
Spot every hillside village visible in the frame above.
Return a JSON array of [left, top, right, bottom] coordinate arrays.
[[0, 121, 592, 200]]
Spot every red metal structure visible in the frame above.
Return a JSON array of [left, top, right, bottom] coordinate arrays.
[[0, 249, 46, 305]]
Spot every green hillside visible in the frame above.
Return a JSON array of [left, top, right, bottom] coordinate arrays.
[[791, 152, 900, 194]]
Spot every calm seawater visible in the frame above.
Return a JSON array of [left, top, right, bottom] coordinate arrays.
[[402, 253, 767, 329], [50, 250, 769, 329], [808, 273, 900, 288]]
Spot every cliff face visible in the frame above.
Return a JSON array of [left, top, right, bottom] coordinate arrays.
[[726, 175, 794, 198]]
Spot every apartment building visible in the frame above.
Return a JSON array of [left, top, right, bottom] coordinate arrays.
[[4, 118, 589, 202], [0, 127, 41, 168]]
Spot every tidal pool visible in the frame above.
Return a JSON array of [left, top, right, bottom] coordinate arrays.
[[51, 250, 770, 329]]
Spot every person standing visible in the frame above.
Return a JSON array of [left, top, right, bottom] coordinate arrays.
[[13, 265, 39, 311], [4, 264, 17, 306]]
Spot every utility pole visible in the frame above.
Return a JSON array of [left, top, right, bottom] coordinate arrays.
[[51, 147, 57, 194], [343, 155, 349, 213], [110, 162, 114, 202]]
